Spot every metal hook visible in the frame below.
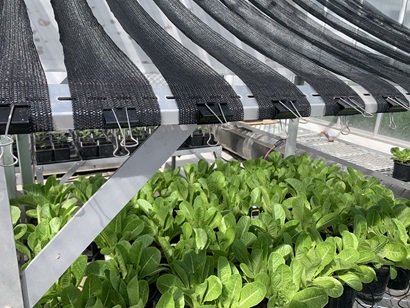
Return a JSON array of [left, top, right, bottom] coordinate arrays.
[[389, 113, 397, 130], [338, 97, 374, 118], [0, 105, 19, 167], [111, 108, 129, 157], [121, 109, 139, 149], [339, 116, 351, 135], [278, 100, 308, 124], [206, 125, 220, 146], [386, 96, 410, 111]]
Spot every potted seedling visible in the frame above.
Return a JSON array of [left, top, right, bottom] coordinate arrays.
[[78, 130, 98, 159], [391, 147, 410, 182], [94, 129, 114, 158], [189, 127, 204, 147], [50, 131, 71, 162], [34, 132, 53, 164]]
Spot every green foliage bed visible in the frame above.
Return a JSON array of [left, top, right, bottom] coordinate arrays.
[[11, 152, 410, 307]]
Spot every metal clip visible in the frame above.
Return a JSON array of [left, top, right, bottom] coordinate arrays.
[[120, 108, 139, 149], [111, 108, 129, 157], [277, 100, 308, 123], [197, 102, 233, 124], [338, 97, 374, 118], [385, 96, 410, 112]]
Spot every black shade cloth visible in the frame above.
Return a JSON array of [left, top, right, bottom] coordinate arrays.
[[250, 0, 410, 92], [153, 0, 311, 119], [0, 0, 53, 132], [193, 0, 364, 116], [314, 0, 410, 54], [106, 0, 243, 124], [50, 0, 161, 130], [221, 0, 408, 112], [292, 0, 410, 66]]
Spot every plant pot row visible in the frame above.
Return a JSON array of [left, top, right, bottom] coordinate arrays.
[[327, 267, 410, 308], [179, 133, 217, 149], [36, 142, 116, 163], [35, 142, 72, 164]]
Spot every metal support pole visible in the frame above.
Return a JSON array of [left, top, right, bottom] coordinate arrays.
[[0, 164, 24, 307], [373, 113, 383, 137], [1, 136, 17, 199], [398, 0, 409, 24], [20, 124, 196, 307], [59, 161, 86, 185], [16, 135, 34, 187], [284, 119, 299, 157]]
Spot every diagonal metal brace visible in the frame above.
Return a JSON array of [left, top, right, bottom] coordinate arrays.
[[20, 124, 196, 307]]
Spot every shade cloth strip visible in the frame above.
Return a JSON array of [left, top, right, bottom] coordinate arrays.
[[292, 0, 410, 66], [153, 0, 311, 119], [106, 0, 244, 124], [314, 0, 410, 53], [250, 0, 410, 92], [0, 0, 53, 132], [50, 0, 161, 129], [222, 0, 408, 112], [193, 0, 364, 116]]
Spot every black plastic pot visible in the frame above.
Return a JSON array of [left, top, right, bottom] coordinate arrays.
[[80, 144, 98, 159], [357, 266, 390, 304], [36, 148, 53, 164], [392, 161, 410, 182], [388, 268, 410, 290], [54, 147, 71, 162], [190, 134, 203, 147], [98, 143, 113, 158], [325, 285, 357, 308]]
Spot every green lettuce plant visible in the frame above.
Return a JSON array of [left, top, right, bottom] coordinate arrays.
[[391, 147, 410, 164]]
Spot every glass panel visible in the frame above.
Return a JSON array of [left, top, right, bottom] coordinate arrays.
[[366, 0, 403, 21], [346, 114, 377, 133], [378, 112, 410, 142]]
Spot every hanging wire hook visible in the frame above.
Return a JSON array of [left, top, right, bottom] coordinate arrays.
[[0, 105, 19, 167], [206, 125, 220, 146], [111, 108, 129, 157], [278, 100, 308, 124], [121, 108, 139, 149], [339, 116, 351, 135], [338, 97, 374, 118], [389, 113, 397, 130]]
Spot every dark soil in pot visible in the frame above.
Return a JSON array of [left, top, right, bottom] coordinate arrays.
[[357, 266, 390, 304], [325, 285, 357, 308], [388, 268, 410, 291]]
